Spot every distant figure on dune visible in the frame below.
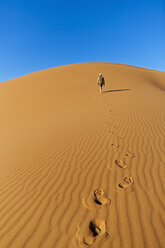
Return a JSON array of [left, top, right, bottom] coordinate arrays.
[[97, 73, 105, 93]]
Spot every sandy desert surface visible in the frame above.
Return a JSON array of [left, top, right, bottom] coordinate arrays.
[[0, 62, 165, 248]]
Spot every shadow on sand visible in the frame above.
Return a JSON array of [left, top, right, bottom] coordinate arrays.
[[103, 89, 131, 93]]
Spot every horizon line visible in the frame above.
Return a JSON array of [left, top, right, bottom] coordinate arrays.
[[0, 61, 164, 83]]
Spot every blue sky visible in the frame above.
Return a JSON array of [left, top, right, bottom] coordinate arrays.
[[0, 0, 164, 82]]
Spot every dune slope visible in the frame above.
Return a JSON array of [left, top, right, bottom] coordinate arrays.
[[0, 63, 165, 248]]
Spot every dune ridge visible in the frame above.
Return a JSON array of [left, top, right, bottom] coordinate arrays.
[[0, 63, 165, 248]]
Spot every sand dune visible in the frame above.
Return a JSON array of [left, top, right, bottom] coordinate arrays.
[[0, 62, 165, 248]]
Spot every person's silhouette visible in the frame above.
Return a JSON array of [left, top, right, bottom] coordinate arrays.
[[97, 73, 105, 93]]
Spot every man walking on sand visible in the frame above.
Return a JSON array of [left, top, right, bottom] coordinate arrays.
[[97, 73, 105, 93]]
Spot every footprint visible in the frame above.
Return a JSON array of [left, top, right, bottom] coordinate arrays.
[[82, 189, 111, 210], [89, 218, 106, 236], [112, 125, 119, 131], [106, 110, 112, 114], [74, 219, 109, 247], [118, 177, 134, 191], [125, 152, 135, 158], [83, 218, 108, 245], [94, 188, 111, 206], [115, 160, 127, 169], [111, 143, 119, 149]]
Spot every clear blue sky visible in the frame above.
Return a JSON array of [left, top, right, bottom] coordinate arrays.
[[0, 0, 164, 82]]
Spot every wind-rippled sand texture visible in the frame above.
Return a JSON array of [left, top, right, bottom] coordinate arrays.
[[0, 63, 165, 248]]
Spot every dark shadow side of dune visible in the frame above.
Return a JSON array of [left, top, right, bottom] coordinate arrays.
[[149, 79, 165, 92]]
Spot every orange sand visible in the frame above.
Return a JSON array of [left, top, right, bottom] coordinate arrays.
[[0, 63, 165, 248]]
